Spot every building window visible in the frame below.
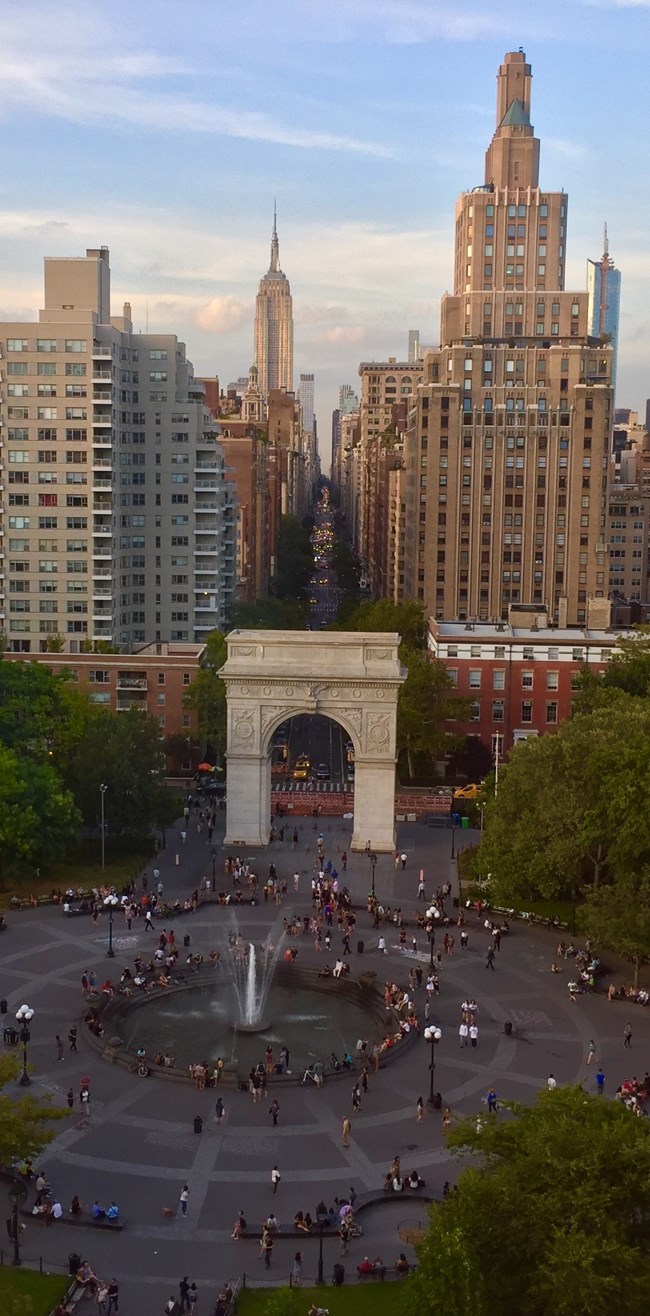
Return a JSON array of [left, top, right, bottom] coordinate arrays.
[[447, 669, 458, 687], [546, 701, 558, 724], [468, 670, 481, 688], [493, 670, 505, 690], [521, 701, 532, 723], [470, 701, 480, 722], [492, 700, 504, 722], [546, 671, 559, 691]]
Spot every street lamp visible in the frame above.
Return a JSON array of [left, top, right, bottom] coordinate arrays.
[[100, 783, 108, 871], [8, 1182, 26, 1265], [15, 1006, 34, 1087], [104, 894, 119, 958], [424, 1024, 442, 1110], [210, 846, 217, 891], [451, 818, 457, 860], [426, 905, 441, 972], [316, 1207, 328, 1285], [368, 850, 377, 900]]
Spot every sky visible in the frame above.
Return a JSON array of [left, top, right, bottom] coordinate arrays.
[[1, 0, 650, 467]]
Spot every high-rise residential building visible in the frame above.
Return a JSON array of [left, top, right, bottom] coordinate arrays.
[[332, 384, 359, 483], [298, 373, 315, 437], [357, 360, 422, 594], [587, 226, 621, 392], [0, 247, 236, 653], [408, 330, 421, 363], [401, 50, 612, 629], [254, 209, 293, 399]]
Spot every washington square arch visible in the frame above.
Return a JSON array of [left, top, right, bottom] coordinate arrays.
[[220, 631, 406, 852]]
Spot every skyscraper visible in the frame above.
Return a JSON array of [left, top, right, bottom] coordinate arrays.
[[0, 247, 236, 653], [587, 227, 621, 392], [401, 50, 612, 629], [408, 330, 421, 363], [254, 209, 293, 399], [298, 373, 315, 437]]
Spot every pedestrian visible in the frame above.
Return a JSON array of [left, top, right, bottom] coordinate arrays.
[[417, 876, 425, 900], [595, 1068, 605, 1095], [269, 1099, 280, 1127], [66, 1087, 74, 1109], [342, 1116, 351, 1148], [400, 852, 407, 870], [291, 1251, 302, 1287], [293, 872, 299, 892], [361, 1066, 369, 1095], [486, 1087, 498, 1113], [460, 930, 469, 949], [352, 1084, 361, 1113], [339, 1218, 350, 1255], [587, 1039, 596, 1065], [469, 1023, 478, 1048], [153, 867, 160, 885], [416, 1096, 424, 1122], [215, 1097, 225, 1124], [188, 1283, 198, 1310], [547, 1073, 557, 1091], [56, 1034, 65, 1062], [106, 1278, 119, 1314], [68, 1026, 78, 1053], [271, 1165, 281, 1193], [145, 909, 153, 932], [486, 947, 496, 970], [442, 1105, 452, 1129], [263, 1233, 273, 1269], [81, 971, 89, 994], [179, 1277, 191, 1313], [165, 1297, 180, 1315], [180, 1184, 189, 1217], [341, 851, 347, 871], [79, 1087, 90, 1116], [459, 1022, 469, 1047], [624, 1023, 632, 1048], [378, 936, 387, 954]]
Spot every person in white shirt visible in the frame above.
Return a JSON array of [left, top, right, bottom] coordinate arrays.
[[469, 1024, 479, 1047], [547, 1073, 557, 1091], [459, 1022, 469, 1046]]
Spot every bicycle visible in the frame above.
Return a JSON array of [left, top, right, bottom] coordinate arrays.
[[128, 1060, 150, 1077]]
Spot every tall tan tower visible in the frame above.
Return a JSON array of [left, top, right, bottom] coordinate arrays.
[[402, 50, 611, 630], [254, 209, 293, 399]]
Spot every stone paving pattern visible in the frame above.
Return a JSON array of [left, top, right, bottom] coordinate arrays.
[[2, 813, 645, 1311]]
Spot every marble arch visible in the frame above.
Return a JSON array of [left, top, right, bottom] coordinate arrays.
[[219, 630, 406, 852]]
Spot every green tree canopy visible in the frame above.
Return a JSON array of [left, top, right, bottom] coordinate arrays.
[[340, 597, 428, 649], [271, 514, 314, 603], [183, 629, 228, 757], [0, 658, 86, 761], [0, 747, 80, 886], [62, 708, 172, 843], [229, 597, 308, 630], [581, 867, 650, 989], [470, 698, 650, 904], [405, 1087, 650, 1316], [0, 1053, 69, 1166]]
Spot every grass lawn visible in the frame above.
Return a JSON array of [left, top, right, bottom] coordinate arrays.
[[0, 841, 154, 908], [237, 1283, 406, 1315], [0, 1267, 70, 1313]]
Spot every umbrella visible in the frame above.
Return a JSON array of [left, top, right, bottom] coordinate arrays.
[[197, 762, 215, 773]]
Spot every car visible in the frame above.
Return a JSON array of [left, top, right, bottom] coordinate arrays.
[[346, 765, 355, 783], [315, 763, 331, 780], [293, 763, 309, 781], [453, 783, 482, 800]]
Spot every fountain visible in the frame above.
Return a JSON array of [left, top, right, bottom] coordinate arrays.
[[226, 920, 286, 1033]]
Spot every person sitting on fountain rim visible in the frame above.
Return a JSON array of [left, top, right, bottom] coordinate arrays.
[[318, 963, 332, 978]]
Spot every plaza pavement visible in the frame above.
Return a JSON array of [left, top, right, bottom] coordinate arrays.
[[1, 811, 646, 1312]]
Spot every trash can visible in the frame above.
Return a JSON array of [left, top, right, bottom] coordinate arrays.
[[333, 1263, 345, 1286], [504, 1020, 513, 1037], [357, 939, 364, 954], [183, 933, 191, 948], [452, 897, 459, 909], [68, 1251, 81, 1276], [452, 812, 461, 826], [193, 1115, 203, 1134], [0, 999, 7, 1015], [432, 1091, 442, 1111], [461, 816, 470, 829]]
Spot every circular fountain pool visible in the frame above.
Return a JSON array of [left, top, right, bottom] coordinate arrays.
[[116, 974, 385, 1074]]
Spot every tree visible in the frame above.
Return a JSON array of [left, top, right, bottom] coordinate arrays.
[[0, 658, 76, 758], [0, 1053, 69, 1166], [272, 514, 314, 602], [405, 1087, 650, 1316], [183, 630, 228, 757], [602, 626, 650, 698], [229, 597, 307, 630], [581, 868, 650, 989], [62, 708, 172, 843], [0, 747, 80, 887], [341, 597, 428, 649], [472, 699, 650, 905]]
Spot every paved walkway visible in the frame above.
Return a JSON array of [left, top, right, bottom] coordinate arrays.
[[1, 813, 645, 1311]]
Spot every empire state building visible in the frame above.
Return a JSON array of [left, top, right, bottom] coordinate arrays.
[[254, 210, 293, 398]]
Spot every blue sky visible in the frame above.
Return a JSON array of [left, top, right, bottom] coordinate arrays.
[[1, 0, 650, 461]]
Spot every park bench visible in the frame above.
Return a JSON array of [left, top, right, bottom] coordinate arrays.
[[22, 1208, 124, 1230]]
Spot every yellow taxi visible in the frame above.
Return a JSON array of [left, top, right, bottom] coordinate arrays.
[[453, 783, 482, 800], [293, 755, 311, 781]]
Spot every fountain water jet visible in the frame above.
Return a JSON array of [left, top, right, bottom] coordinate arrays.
[[226, 917, 286, 1032]]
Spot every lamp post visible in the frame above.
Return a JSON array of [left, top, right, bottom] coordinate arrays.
[[104, 894, 119, 958], [210, 846, 217, 891], [451, 819, 456, 860], [424, 1024, 441, 1109], [316, 1208, 328, 1285], [100, 783, 108, 871], [368, 850, 377, 900], [426, 905, 441, 972], [8, 1182, 26, 1265], [15, 1005, 34, 1087]]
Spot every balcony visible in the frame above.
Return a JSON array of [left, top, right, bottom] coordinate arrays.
[[92, 459, 112, 471], [116, 676, 148, 690], [92, 478, 112, 492], [92, 346, 112, 359], [92, 436, 112, 447], [93, 526, 112, 537], [194, 482, 219, 493], [92, 413, 112, 426], [92, 546, 111, 558], [92, 369, 112, 382], [194, 503, 218, 512]]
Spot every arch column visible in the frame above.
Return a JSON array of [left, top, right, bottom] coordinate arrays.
[[225, 751, 271, 848]]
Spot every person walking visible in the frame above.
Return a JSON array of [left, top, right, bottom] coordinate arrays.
[[417, 877, 426, 901], [68, 1026, 78, 1053], [378, 936, 387, 955], [595, 1068, 605, 1095], [79, 1086, 90, 1117], [624, 1023, 632, 1048], [486, 947, 496, 971], [179, 1277, 191, 1313], [469, 1022, 479, 1048], [486, 1087, 498, 1114], [269, 1099, 280, 1127], [262, 1233, 273, 1269], [144, 909, 153, 933], [416, 1096, 424, 1122], [547, 1073, 557, 1091], [106, 1278, 119, 1314], [442, 1105, 453, 1129], [587, 1039, 596, 1065], [271, 1165, 281, 1193], [179, 1185, 189, 1217], [56, 1035, 65, 1062], [291, 1251, 302, 1287], [352, 1084, 361, 1113], [459, 1022, 469, 1047], [339, 1218, 350, 1255], [342, 1116, 351, 1148], [66, 1087, 74, 1110], [400, 852, 407, 870], [215, 1097, 225, 1124], [460, 930, 469, 949]]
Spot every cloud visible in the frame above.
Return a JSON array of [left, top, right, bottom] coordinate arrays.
[[544, 137, 587, 160], [322, 325, 366, 344], [195, 296, 249, 334]]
